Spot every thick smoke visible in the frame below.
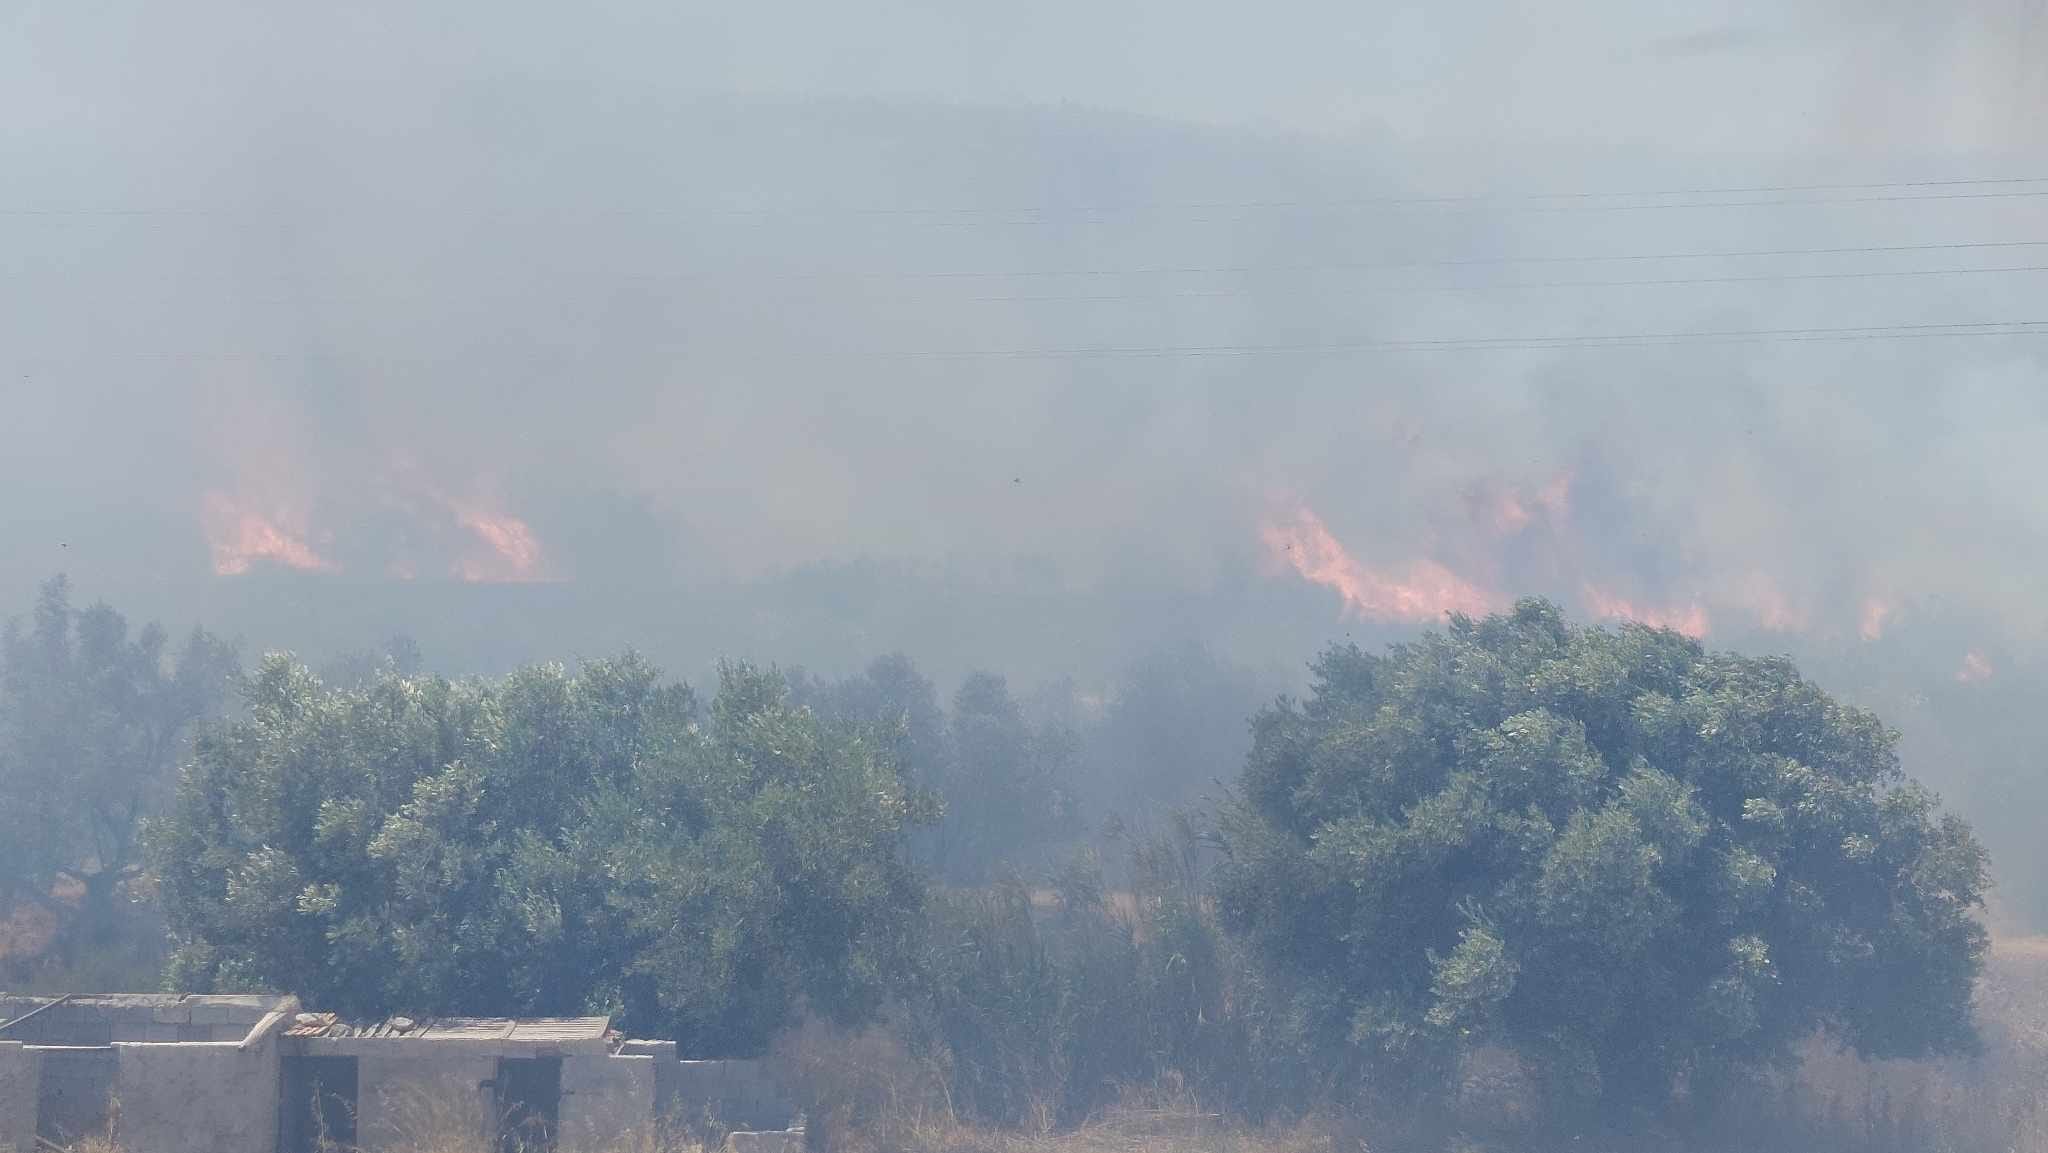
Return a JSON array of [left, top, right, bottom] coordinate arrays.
[[6, 1, 2048, 915]]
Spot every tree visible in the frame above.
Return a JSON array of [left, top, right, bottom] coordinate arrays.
[[0, 575, 238, 957], [930, 672, 1077, 884], [1079, 642, 1266, 823], [1213, 599, 1989, 1118], [795, 657, 1076, 885], [152, 654, 926, 1054], [315, 633, 424, 689]]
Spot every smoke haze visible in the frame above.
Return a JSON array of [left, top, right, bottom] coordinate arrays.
[[7, 1, 2048, 914]]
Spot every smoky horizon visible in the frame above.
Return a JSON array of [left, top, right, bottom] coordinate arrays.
[[7, 0, 2048, 931]]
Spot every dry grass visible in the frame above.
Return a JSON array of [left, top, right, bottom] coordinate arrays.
[[40, 937, 2048, 1153], [783, 933, 2048, 1153], [1754, 934, 2048, 1153]]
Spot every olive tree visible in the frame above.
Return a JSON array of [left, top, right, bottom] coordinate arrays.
[[153, 654, 926, 1054], [1215, 599, 1988, 1115]]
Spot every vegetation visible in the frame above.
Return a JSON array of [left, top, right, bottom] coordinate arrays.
[[0, 578, 2009, 1147], [1214, 599, 1989, 1118], [151, 654, 927, 1054], [795, 658, 1080, 885], [0, 575, 237, 973]]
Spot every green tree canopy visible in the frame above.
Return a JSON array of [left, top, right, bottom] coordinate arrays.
[[0, 575, 238, 957], [795, 657, 1076, 885], [152, 653, 926, 1054], [1214, 599, 1989, 1114]]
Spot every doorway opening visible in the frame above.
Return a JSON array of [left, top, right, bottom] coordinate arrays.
[[494, 1056, 562, 1153], [280, 1055, 359, 1153]]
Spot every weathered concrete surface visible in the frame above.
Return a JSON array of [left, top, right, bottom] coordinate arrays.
[[354, 1053, 497, 1153], [673, 1058, 796, 1130], [33, 1046, 115, 1144], [621, 1039, 680, 1125], [0, 1042, 37, 1153], [559, 1053, 655, 1152], [113, 1041, 282, 1153], [0, 995, 279, 1044]]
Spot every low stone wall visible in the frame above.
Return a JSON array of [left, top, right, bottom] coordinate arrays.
[[114, 1041, 282, 1153], [0, 1041, 37, 1153]]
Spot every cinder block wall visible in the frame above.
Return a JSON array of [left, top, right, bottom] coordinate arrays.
[[0, 1042, 37, 1153], [645, 1055, 796, 1131], [113, 1041, 282, 1153], [0, 995, 271, 1044]]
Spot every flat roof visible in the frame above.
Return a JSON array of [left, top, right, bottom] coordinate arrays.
[[286, 1013, 613, 1043]]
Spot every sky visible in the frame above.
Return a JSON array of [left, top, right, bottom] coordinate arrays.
[[7, 0, 2048, 914]]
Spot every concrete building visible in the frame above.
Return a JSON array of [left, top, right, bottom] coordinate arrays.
[[0, 994, 796, 1153]]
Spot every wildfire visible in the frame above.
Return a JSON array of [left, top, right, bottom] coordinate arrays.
[[1485, 488, 1531, 534], [1534, 472, 1572, 520], [1262, 506, 1497, 621], [450, 502, 545, 583], [201, 492, 330, 575], [1737, 572, 1806, 632], [1956, 650, 1994, 684], [1859, 596, 1896, 641], [1581, 585, 1710, 638], [1470, 472, 1571, 536]]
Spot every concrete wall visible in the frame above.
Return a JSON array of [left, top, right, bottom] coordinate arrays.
[[615, 1045, 797, 1132], [620, 1040, 680, 1126], [33, 1046, 117, 1144], [354, 1053, 498, 1153], [0, 995, 276, 1045], [559, 1054, 655, 1152], [0, 1042, 37, 1153], [113, 1041, 282, 1153], [665, 1058, 796, 1131]]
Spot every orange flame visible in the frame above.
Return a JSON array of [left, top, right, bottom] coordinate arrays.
[[449, 502, 545, 582], [1582, 585, 1710, 638], [1534, 472, 1572, 521], [1737, 572, 1806, 632], [1859, 596, 1895, 641], [1470, 472, 1571, 536], [1487, 489, 1532, 534], [1262, 507, 1497, 621], [201, 492, 330, 575], [1956, 649, 1994, 684]]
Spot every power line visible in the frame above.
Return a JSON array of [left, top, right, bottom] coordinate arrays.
[[639, 238, 2048, 282], [10, 176, 2048, 221], [905, 188, 2048, 226], [35, 257, 2048, 304], [12, 321, 2048, 364], [768, 175, 2048, 216], [887, 321, 2048, 359], [950, 262, 2048, 303]]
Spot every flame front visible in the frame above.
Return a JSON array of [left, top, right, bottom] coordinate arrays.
[[202, 492, 330, 575], [1262, 506, 1497, 621], [1736, 571, 1806, 633], [1581, 585, 1711, 638], [450, 504, 545, 582], [1860, 596, 1896, 641], [1956, 649, 1994, 684]]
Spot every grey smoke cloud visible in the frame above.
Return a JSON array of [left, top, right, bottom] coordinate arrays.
[[6, 0, 2048, 910]]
